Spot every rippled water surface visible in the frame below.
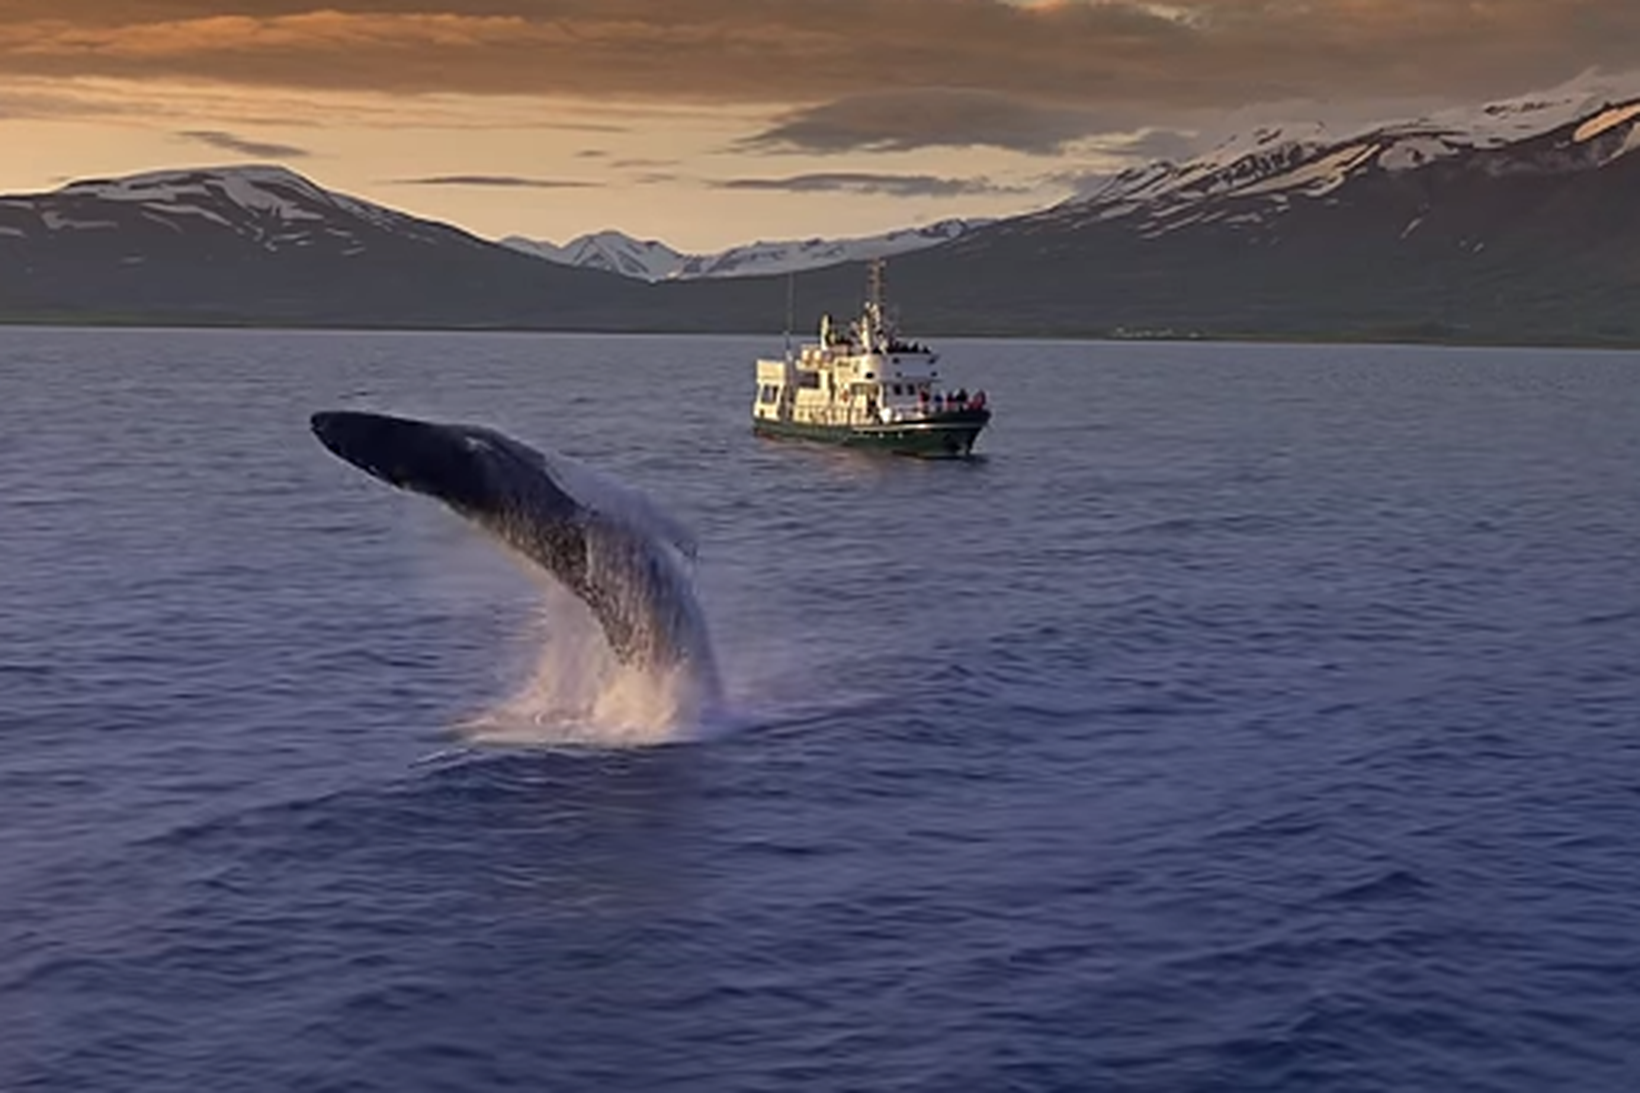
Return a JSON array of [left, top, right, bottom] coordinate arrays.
[[3, 328, 1639, 1091]]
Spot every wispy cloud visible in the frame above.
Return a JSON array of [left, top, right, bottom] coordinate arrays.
[[713, 173, 1028, 198], [741, 89, 1126, 155], [179, 129, 310, 158], [390, 174, 599, 189], [0, 78, 146, 119], [1113, 129, 1201, 162]]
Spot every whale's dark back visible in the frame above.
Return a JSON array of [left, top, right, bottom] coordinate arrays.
[[310, 410, 715, 674]]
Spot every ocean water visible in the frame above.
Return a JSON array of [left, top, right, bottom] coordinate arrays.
[[3, 327, 1639, 1091]]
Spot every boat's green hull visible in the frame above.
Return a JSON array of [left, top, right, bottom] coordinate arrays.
[[752, 409, 990, 458]]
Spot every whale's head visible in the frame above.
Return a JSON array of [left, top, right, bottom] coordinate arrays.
[[310, 410, 578, 521]]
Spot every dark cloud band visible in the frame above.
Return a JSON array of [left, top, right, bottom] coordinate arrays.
[[1, 1, 1636, 122], [179, 129, 310, 158], [390, 175, 599, 189], [713, 172, 1026, 198], [740, 89, 1133, 155]]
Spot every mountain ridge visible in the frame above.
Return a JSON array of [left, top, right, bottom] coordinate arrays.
[[4, 76, 1640, 345], [500, 219, 987, 281]]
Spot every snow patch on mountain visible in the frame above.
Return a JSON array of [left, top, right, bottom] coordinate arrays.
[[1422, 69, 1640, 146], [57, 165, 416, 236], [1058, 124, 1334, 224], [1574, 103, 1640, 143], [65, 166, 319, 214], [1375, 134, 1463, 172], [1240, 143, 1380, 197], [502, 230, 686, 280], [1623, 125, 1640, 159], [42, 211, 119, 231], [154, 204, 233, 228], [501, 218, 986, 281]]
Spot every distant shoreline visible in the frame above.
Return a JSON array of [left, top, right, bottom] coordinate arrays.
[[4, 314, 1639, 352]]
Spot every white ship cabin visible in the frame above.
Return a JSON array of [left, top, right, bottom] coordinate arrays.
[[754, 290, 967, 427]]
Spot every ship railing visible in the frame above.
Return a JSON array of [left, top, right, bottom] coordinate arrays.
[[879, 404, 946, 423], [819, 397, 985, 426]]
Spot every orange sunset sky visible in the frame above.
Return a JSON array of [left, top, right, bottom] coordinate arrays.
[[4, 1, 1637, 250]]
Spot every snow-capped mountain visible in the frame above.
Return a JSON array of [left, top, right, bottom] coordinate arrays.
[[501, 219, 985, 281], [2, 165, 474, 256], [501, 229, 689, 280], [893, 73, 1640, 342], [0, 164, 646, 326], [1043, 70, 1640, 239]]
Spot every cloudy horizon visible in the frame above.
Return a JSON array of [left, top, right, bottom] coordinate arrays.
[[5, 1, 1638, 249]]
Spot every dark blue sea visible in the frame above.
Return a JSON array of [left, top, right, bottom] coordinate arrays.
[[3, 327, 1639, 1091]]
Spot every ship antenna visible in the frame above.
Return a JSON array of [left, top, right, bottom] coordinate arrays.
[[783, 271, 795, 362]]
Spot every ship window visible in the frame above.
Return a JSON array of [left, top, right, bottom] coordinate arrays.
[[797, 372, 820, 389]]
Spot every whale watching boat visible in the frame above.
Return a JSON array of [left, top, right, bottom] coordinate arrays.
[[752, 261, 991, 458]]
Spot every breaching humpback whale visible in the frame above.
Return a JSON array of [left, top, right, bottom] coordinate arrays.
[[310, 410, 715, 674]]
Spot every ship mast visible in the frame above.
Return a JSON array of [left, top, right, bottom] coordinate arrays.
[[862, 258, 890, 352], [783, 271, 795, 363]]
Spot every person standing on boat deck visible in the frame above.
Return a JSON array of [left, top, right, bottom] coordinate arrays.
[[956, 387, 968, 407]]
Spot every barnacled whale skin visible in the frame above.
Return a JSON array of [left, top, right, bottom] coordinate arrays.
[[310, 410, 711, 670]]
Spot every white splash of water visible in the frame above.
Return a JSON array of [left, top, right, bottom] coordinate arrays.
[[389, 430, 729, 749], [456, 533, 725, 750]]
